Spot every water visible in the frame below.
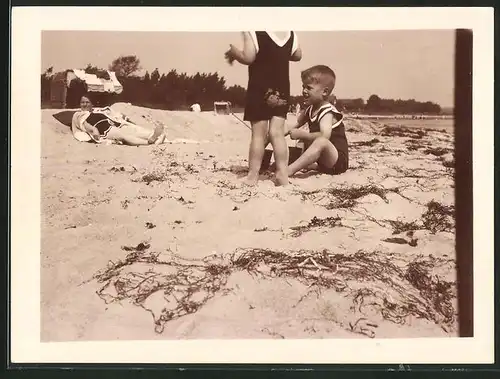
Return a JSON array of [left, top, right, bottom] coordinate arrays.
[[379, 118, 454, 130]]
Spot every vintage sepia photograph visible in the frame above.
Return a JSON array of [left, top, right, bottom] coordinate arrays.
[[10, 7, 494, 364], [40, 29, 459, 341]]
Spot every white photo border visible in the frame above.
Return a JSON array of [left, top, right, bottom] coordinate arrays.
[[10, 6, 494, 364]]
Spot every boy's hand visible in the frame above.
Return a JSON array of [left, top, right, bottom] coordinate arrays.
[[289, 129, 307, 140]]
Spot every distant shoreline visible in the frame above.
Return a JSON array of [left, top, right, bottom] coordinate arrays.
[[345, 114, 453, 120]]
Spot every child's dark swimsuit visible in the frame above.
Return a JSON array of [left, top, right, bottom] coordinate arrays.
[[244, 31, 298, 122], [305, 103, 349, 175], [85, 112, 121, 137]]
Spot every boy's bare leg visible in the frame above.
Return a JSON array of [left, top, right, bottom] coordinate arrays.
[[288, 137, 338, 176], [270, 162, 317, 173], [243, 120, 269, 186], [269, 116, 289, 186]]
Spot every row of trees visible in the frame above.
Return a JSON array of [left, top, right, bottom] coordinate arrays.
[[291, 95, 442, 115], [41, 55, 443, 114], [363, 94, 442, 115], [41, 55, 247, 111]]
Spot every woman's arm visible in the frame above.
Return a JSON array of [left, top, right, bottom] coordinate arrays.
[[82, 121, 101, 142]]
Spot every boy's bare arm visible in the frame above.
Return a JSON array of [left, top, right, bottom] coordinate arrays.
[[291, 113, 334, 141], [285, 110, 308, 135], [318, 113, 334, 140]]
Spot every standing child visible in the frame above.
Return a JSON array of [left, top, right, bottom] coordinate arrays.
[[225, 31, 302, 186], [285, 65, 349, 176]]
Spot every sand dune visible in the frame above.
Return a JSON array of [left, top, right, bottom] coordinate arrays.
[[41, 103, 457, 341]]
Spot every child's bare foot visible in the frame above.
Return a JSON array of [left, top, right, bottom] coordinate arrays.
[[148, 124, 164, 144], [241, 174, 259, 187], [275, 171, 289, 186]]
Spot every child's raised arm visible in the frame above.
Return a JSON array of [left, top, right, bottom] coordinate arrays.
[[225, 32, 257, 66]]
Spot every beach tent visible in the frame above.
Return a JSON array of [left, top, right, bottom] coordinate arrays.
[[49, 69, 123, 109]]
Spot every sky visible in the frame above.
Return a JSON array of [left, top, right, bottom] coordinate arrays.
[[41, 30, 455, 107]]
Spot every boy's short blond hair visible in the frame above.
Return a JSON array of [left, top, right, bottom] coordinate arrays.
[[301, 65, 336, 95]]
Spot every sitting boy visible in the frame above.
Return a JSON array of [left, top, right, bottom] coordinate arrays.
[[286, 65, 349, 176]]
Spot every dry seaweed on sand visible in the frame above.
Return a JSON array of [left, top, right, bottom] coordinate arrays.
[[176, 196, 195, 205], [442, 160, 455, 168], [92, 245, 457, 337], [132, 170, 174, 185], [421, 201, 455, 234], [132, 158, 201, 185], [384, 219, 421, 235], [352, 138, 380, 147], [294, 189, 325, 202], [383, 237, 410, 245], [383, 202, 454, 236], [380, 126, 428, 139], [324, 185, 401, 209], [405, 139, 430, 151], [183, 163, 199, 174], [406, 144, 421, 151], [289, 216, 343, 237], [382, 237, 419, 247], [93, 244, 231, 333], [293, 185, 408, 209], [423, 147, 453, 157]]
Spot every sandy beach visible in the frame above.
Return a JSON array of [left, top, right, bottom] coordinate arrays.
[[41, 103, 457, 341]]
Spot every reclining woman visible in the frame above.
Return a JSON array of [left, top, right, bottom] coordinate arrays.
[[71, 95, 166, 145]]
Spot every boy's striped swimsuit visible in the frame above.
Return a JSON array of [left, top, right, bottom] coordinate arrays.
[[304, 103, 349, 174]]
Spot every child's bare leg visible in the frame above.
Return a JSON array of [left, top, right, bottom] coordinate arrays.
[[106, 127, 149, 146], [288, 137, 338, 176], [120, 136, 151, 146], [268, 116, 289, 186], [120, 124, 151, 139], [121, 123, 163, 143], [244, 120, 269, 186]]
